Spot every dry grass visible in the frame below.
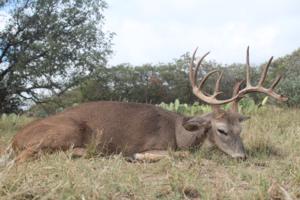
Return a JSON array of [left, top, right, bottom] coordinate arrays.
[[0, 107, 299, 199]]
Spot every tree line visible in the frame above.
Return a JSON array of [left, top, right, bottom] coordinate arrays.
[[30, 51, 300, 116]]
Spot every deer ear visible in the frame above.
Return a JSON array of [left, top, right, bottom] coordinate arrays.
[[182, 117, 211, 132]]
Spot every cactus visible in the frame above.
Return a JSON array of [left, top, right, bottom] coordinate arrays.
[[158, 97, 264, 116], [174, 99, 180, 112]]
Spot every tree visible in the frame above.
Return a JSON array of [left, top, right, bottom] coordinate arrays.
[[0, 0, 8, 7], [271, 48, 300, 106], [0, 0, 113, 113]]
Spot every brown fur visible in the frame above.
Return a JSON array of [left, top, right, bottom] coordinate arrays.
[[12, 102, 181, 161]]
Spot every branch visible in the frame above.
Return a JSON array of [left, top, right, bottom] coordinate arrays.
[[0, 51, 47, 80], [0, 42, 11, 64]]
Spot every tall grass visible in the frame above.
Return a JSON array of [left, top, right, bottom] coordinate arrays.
[[0, 106, 299, 199], [0, 114, 34, 151]]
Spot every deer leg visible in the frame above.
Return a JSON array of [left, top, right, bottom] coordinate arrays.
[[71, 147, 87, 158], [15, 147, 38, 164], [133, 150, 169, 163]]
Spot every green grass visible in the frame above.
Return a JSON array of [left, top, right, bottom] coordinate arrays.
[[0, 107, 300, 199]]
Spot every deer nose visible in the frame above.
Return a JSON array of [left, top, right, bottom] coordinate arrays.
[[240, 155, 247, 161]]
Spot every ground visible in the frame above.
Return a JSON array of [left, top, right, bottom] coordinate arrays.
[[0, 107, 299, 199]]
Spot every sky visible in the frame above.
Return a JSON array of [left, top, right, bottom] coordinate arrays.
[[0, 10, 9, 30], [1, 0, 299, 66], [104, 0, 300, 66]]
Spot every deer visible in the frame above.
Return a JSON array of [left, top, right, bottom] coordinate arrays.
[[0, 47, 287, 165]]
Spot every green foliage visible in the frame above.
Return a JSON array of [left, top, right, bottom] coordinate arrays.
[[77, 53, 241, 106], [0, 0, 113, 113], [159, 98, 269, 116], [0, 114, 33, 136], [159, 100, 210, 116], [28, 89, 84, 116], [271, 48, 300, 107], [59, 49, 295, 112], [78, 58, 193, 104], [28, 56, 286, 116], [279, 78, 300, 107], [238, 98, 257, 113]]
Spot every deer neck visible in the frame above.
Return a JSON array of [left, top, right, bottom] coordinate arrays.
[[175, 117, 210, 150]]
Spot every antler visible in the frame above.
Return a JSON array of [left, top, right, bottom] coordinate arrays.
[[189, 47, 239, 105], [189, 46, 288, 111], [230, 46, 288, 112]]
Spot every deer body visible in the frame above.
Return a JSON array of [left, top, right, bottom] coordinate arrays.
[[12, 101, 213, 161]]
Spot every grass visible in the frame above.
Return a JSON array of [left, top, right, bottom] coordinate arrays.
[[0, 107, 300, 199]]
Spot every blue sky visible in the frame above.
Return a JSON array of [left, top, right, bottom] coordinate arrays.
[[1, 0, 300, 66], [104, 0, 300, 66]]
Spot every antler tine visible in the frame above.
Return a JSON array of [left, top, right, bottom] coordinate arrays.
[[246, 46, 251, 87], [194, 51, 210, 85], [213, 71, 223, 97], [270, 75, 288, 101], [189, 48, 239, 105], [232, 80, 245, 96], [189, 47, 213, 90], [258, 56, 273, 86], [189, 47, 198, 87], [198, 70, 219, 89], [230, 80, 245, 112], [270, 74, 282, 90]]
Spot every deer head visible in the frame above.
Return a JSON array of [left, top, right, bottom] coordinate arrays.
[[188, 47, 287, 159]]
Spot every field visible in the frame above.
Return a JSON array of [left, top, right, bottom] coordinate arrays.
[[0, 106, 299, 199]]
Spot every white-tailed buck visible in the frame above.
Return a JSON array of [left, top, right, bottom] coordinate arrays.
[[1, 47, 287, 164]]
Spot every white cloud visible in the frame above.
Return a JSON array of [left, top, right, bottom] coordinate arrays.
[[0, 10, 10, 30], [105, 0, 300, 66]]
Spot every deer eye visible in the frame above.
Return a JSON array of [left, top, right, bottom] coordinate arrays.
[[217, 129, 228, 136]]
